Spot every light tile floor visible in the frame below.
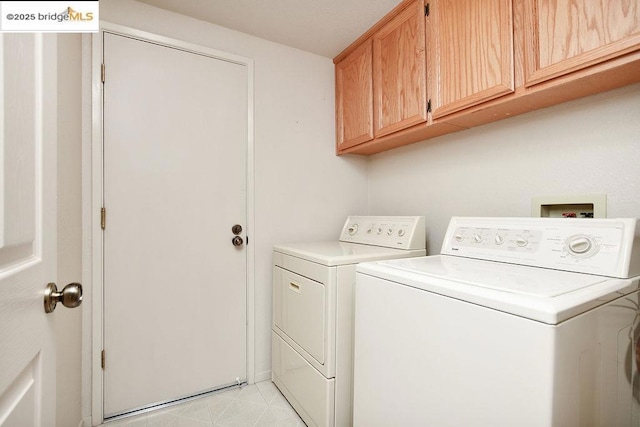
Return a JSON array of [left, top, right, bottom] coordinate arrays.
[[101, 381, 306, 427]]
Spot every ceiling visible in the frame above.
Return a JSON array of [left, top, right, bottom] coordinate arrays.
[[135, 0, 402, 58]]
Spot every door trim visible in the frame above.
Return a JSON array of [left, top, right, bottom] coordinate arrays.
[[86, 22, 255, 425]]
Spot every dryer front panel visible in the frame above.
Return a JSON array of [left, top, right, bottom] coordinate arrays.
[[273, 266, 326, 365]]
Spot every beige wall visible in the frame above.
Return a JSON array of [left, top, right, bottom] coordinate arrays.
[[56, 34, 83, 427], [368, 83, 640, 254]]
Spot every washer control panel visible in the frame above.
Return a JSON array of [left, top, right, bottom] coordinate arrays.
[[441, 217, 640, 278], [451, 227, 544, 254], [339, 216, 426, 250]]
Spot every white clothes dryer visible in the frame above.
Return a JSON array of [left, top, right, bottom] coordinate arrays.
[[272, 216, 426, 427], [353, 217, 640, 427]]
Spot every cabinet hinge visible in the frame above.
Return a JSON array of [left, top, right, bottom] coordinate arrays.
[[427, 99, 432, 113], [101, 350, 106, 369], [101, 63, 105, 83], [425, 3, 430, 16], [101, 207, 106, 230]]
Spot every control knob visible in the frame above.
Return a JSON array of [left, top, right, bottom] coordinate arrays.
[[516, 237, 528, 247], [473, 233, 483, 243], [566, 235, 595, 255], [494, 234, 505, 245], [348, 224, 358, 235]]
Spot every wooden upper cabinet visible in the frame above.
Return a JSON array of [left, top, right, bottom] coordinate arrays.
[[335, 0, 640, 155], [373, 0, 427, 137], [430, 0, 514, 119], [336, 40, 374, 151], [524, 0, 640, 86]]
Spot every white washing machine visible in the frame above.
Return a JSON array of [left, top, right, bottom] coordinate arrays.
[[353, 217, 640, 427], [272, 216, 426, 427]]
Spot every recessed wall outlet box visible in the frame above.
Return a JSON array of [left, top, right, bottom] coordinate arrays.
[[531, 194, 606, 218]]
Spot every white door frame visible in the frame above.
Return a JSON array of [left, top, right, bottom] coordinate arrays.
[[87, 22, 255, 425]]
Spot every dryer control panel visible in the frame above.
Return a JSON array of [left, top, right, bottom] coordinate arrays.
[[441, 217, 640, 278], [339, 216, 426, 250]]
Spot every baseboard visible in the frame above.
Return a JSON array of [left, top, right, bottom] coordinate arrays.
[[254, 369, 271, 383]]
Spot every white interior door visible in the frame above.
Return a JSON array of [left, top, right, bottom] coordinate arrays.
[[0, 34, 57, 426], [102, 32, 248, 417]]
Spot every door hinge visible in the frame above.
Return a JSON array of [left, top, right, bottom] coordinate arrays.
[[101, 63, 105, 83], [101, 207, 106, 230], [425, 3, 430, 16], [101, 350, 106, 369], [427, 99, 432, 113]]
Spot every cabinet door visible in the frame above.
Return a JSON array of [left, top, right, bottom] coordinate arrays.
[[373, 0, 427, 138], [430, 0, 514, 119], [336, 40, 374, 150], [524, 0, 640, 86]]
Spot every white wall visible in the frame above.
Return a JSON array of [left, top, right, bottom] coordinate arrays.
[[96, 0, 368, 400], [368, 83, 640, 254]]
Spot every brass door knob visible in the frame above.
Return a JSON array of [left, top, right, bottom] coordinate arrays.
[[44, 282, 83, 313]]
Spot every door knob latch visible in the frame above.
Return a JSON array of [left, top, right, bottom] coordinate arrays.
[[44, 282, 83, 313], [232, 236, 244, 247]]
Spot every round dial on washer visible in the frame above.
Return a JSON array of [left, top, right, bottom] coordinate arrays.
[[398, 229, 406, 237], [387, 228, 394, 236], [455, 234, 464, 242], [494, 234, 505, 245], [348, 224, 358, 235], [566, 235, 594, 255], [516, 237, 528, 247], [473, 233, 483, 243], [376, 227, 383, 235]]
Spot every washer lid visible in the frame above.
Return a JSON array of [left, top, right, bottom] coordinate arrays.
[[357, 255, 640, 324], [273, 241, 425, 266]]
